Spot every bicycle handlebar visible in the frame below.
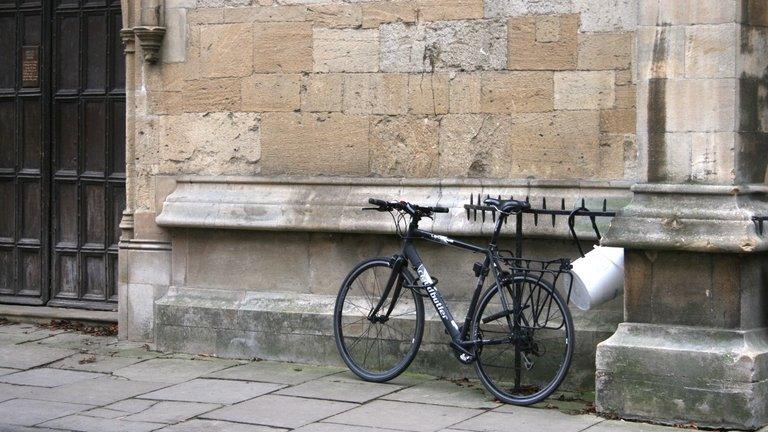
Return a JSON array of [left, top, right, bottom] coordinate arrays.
[[367, 198, 449, 216]]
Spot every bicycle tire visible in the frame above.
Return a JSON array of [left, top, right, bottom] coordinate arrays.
[[472, 276, 574, 405], [333, 257, 425, 382]]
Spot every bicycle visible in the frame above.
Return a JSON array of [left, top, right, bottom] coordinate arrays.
[[333, 197, 577, 405]]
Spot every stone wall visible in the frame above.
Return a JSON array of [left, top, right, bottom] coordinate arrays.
[[132, 0, 639, 213]]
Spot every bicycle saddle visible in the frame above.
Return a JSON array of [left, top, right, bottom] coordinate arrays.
[[483, 197, 531, 213]]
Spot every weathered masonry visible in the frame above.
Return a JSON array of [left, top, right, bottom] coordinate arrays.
[[112, 0, 767, 429]]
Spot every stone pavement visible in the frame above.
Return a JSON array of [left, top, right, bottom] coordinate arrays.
[[0, 321, 701, 432]]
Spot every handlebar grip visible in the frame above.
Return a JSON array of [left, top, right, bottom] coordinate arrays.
[[433, 206, 450, 213], [368, 198, 388, 207]]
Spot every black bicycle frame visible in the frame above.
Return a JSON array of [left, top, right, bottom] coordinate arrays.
[[369, 210, 523, 356]]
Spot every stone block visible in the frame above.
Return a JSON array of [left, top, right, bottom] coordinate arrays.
[[313, 28, 379, 73], [380, 20, 506, 72], [26, 376, 168, 406], [224, 5, 309, 22], [554, 71, 615, 110], [159, 113, 260, 175], [638, 0, 739, 26], [480, 71, 554, 113], [302, 73, 344, 112], [253, 21, 313, 73], [663, 78, 737, 132], [573, 0, 636, 32], [124, 401, 221, 424], [361, 1, 417, 28], [0, 368, 101, 388], [188, 8, 224, 25], [596, 323, 768, 429], [343, 73, 409, 115], [636, 26, 685, 81], [745, 0, 768, 26], [615, 84, 636, 109], [600, 109, 635, 134], [0, 345, 75, 370], [161, 8, 187, 63], [578, 33, 632, 70], [416, 0, 483, 21], [597, 133, 631, 179], [437, 114, 509, 178], [181, 78, 242, 112], [241, 74, 301, 112], [507, 14, 578, 71], [407, 73, 449, 114], [483, 0, 572, 19], [507, 111, 601, 179], [370, 116, 440, 177], [40, 415, 164, 432], [690, 132, 736, 183], [199, 0, 251, 6], [200, 23, 253, 78], [261, 113, 371, 175], [308, 3, 362, 28], [449, 73, 481, 113], [684, 24, 738, 78], [457, 410, 601, 432]]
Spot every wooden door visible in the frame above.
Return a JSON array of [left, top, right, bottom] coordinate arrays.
[[0, 0, 125, 310]]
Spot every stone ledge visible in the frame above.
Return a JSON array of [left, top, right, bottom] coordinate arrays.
[[155, 176, 632, 239], [0, 305, 117, 325], [155, 287, 617, 390], [604, 182, 768, 253], [596, 322, 768, 429]]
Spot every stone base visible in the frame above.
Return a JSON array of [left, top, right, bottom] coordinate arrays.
[[156, 287, 616, 391], [596, 323, 768, 430]]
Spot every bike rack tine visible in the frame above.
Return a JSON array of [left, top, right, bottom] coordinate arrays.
[[466, 193, 472, 220], [754, 216, 767, 235], [603, 199, 607, 212]]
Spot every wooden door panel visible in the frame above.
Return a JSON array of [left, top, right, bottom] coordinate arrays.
[[0, 0, 123, 309]]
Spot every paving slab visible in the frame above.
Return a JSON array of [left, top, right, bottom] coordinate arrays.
[[207, 361, 342, 385], [383, 380, 500, 409], [24, 376, 170, 406], [33, 332, 115, 351], [296, 423, 401, 432], [455, 409, 602, 432], [0, 398, 91, 426], [137, 378, 283, 404], [157, 419, 285, 432], [82, 399, 159, 419], [0, 322, 39, 333], [0, 345, 76, 369], [0, 368, 102, 387], [0, 424, 61, 432], [277, 375, 402, 403], [0, 331, 53, 345], [326, 400, 483, 432], [330, 370, 436, 387], [123, 400, 220, 424], [0, 367, 19, 376], [39, 414, 165, 432], [114, 358, 238, 383], [48, 353, 146, 373], [203, 395, 357, 429]]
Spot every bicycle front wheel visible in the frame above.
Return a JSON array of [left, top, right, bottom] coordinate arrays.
[[333, 257, 424, 382], [472, 276, 574, 405]]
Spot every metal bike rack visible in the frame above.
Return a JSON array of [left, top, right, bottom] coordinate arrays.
[[463, 193, 618, 258]]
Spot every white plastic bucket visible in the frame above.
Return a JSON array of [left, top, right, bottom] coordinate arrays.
[[569, 246, 624, 311]]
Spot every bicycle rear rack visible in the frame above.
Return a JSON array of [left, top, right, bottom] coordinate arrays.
[[463, 193, 618, 258]]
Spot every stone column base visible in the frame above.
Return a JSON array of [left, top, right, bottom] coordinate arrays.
[[596, 323, 768, 430]]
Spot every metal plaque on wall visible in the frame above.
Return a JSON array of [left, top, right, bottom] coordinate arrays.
[[22, 45, 40, 88]]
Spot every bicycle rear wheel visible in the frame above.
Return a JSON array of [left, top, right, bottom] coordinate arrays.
[[472, 276, 574, 405], [333, 257, 424, 382]]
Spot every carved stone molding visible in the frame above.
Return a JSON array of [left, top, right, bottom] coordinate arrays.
[[133, 26, 166, 63]]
